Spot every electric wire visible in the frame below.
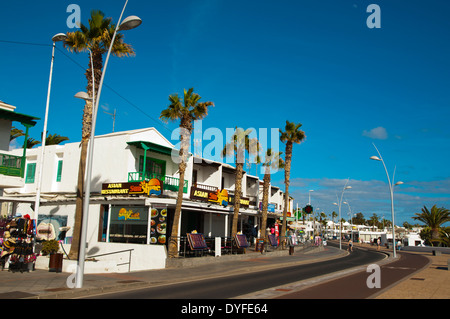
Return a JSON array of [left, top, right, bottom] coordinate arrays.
[[0, 39, 171, 133]]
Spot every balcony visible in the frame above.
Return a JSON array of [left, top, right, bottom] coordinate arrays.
[[0, 153, 23, 177], [128, 172, 188, 194]]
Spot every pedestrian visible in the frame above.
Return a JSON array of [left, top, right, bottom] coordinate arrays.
[[376, 237, 381, 251], [287, 228, 294, 255], [348, 239, 353, 252]]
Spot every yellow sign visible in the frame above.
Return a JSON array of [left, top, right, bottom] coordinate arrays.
[[118, 208, 141, 221]]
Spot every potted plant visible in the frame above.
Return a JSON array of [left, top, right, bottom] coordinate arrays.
[[42, 240, 63, 272]]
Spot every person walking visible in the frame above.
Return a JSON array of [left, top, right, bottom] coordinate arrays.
[[348, 239, 353, 252]]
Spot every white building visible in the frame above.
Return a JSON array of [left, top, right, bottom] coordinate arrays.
[[0, 100, 39, 207], [3, 127, 292, 272]]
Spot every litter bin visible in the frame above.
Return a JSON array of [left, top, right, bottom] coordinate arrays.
[[49, 253, 63, 273]]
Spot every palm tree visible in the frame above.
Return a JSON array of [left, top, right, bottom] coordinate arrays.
[[279, 121, 305, 246], [160, 88, 214, 258], [64, 9, 136, 260], [26, 138, 41, 149], [331, 211, 338, 224], [259, 148, 284, 240], [368, 213, 380, 230], [10, 127, 25, 142], [45, 133, 69, 145], [413, 205, 450, 246], [437, 227, 450, 247], [222, 128, 260, 239]]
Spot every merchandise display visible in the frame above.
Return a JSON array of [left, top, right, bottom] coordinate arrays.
[[0, 215, 36, 272]]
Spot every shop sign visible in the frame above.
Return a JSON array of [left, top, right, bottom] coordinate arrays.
[[228, 195, 250, 208], [118, 207, 141, 221], [101, 179, 163, 197], [190, 187, 229, 207], [259, 202, 276, 212]]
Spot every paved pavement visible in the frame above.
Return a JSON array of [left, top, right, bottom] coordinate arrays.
[[0, 242, 447, 299]]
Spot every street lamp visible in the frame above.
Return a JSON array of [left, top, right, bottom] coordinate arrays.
[[33, 33, 67, 221], [343, 201, 355, 242], [308, 189, 314, 205], [333, 179, 351, 250], [370, 143, 403, 258], [73, 0, 141, 289]]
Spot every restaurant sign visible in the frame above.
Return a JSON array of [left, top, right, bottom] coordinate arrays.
[[190, 187, 229, 207], [228, 195, 250, 209], [102, 179, 163, 197]]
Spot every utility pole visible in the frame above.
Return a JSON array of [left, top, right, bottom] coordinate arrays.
[[104, 109, 117, 132]]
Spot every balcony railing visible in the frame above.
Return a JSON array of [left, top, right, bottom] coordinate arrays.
[[0, 153, 23, 177], [193, 182, 218, 192], [128, 172, 188, 194]]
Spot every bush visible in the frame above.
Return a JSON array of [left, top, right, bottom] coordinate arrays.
[[41, 240, 60, 256]]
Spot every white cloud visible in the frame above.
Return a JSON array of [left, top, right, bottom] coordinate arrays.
[[362, 127, 388, 140], [284, 177, 450, 226]]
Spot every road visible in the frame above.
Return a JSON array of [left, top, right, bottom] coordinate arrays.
[[83, 243, 388, 299]]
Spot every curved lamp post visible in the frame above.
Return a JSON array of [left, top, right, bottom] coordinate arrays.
[[33, 33, 67, 222], [333, 179, 352, 250], [370, 143, 403, 258], [74, 0, 141, 289]]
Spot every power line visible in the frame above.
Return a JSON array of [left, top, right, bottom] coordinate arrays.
[[0, 39, 171, 133]]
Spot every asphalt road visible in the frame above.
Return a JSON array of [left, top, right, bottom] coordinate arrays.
[[83, 244, 387, 299]]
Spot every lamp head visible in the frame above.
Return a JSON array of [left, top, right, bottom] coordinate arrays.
[[370, 156, 381, 161], [52, 33, 67, 42], [118, 16, 142, 31], [74, 92, 92, 101]]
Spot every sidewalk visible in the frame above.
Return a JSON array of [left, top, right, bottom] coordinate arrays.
[[374, 249, 450, 299], [347, 243, 450, 299]]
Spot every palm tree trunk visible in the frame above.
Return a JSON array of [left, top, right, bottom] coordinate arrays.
[[281, 142, 292, 248], [168, 122, 191, 258], [260, 169, 271, 239], [168, 161, 186, 257], [431, 228, 440, 247], [231, 162, 243, 238], [68, 141, 87, 259], [68, 53, 102, 260]]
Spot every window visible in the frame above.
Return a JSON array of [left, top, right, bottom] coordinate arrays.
[[108, 206, 148, 244], [139, 156, 166, 178], [25, 163, 36, 184], [56, 160, 63, 182]]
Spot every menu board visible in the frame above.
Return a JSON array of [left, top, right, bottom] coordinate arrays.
[[187, 233, 208, 250], [268, 234, 278, 247], [235, 234, 249, 248], [150, 207, 167, 245]]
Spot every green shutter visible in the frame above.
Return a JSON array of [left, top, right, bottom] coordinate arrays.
[[25, 163, 36, 184], [56, 160, 63, 182]]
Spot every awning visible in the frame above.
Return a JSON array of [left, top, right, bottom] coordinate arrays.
[[0, 108, 39, 126], [127, 141, 174, 156]]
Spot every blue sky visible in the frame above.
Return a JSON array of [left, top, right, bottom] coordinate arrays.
[[1, 0, 450, 225]]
